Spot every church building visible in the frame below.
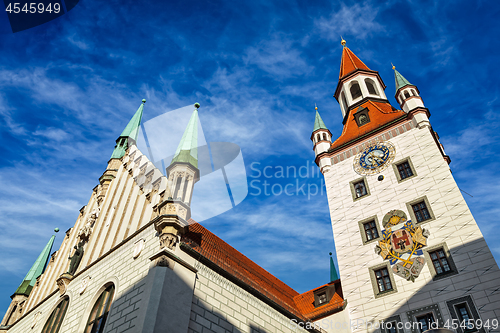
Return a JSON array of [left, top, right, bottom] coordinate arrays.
[[1, 40, 499, 333]]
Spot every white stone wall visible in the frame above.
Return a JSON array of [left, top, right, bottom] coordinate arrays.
[[8, 224, 159, 333], [189, 262, 310, 333], [324, 125, 500, 333]]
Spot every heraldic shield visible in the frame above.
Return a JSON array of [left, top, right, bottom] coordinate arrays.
[[375, 210, 430, 282]]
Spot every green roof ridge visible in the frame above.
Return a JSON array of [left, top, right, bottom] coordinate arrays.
[[171, 104, 199, 168], [330, 254, 339, 282], [313, 110, 328, 132], [394, 68, 412, 92], [111, 99, 145, 159], [14, 235, 55, 296]]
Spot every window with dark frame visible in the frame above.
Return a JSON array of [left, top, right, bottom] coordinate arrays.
[[397, 161, 413, 180], [85, 284, 115, 333], [365, 79, 379, 96], [317, 292, 327, 305], [364, 220, 379, 241], [354, 180, 368, 198], [412, 201, 431, 223], [404, 91, 410, 99], [375, 268, 392, 293], [429, 248, 451, 275], [350, 83, 362, 100], [455, 303, 475, 333], [416, 313, 436, 333], [385, 321, 398, 333], [41, 297, 70, 333]]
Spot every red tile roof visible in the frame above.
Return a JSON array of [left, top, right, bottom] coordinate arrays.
[[330, 100, 406, 150], [339, 47, 371, 79], [182, 222, 344, 320], [293, 281, 345, 320]]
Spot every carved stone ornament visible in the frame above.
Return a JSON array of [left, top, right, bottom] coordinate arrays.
[[78, 207, 100, 241], [79, 276, 90, 295], [153, 255, 171, 268], [31, 311, 42, 329], [160, 202, 188, 220], [56, 273, 73, 295], [133, 239, 145, 258], [159, 233, 177, 250]]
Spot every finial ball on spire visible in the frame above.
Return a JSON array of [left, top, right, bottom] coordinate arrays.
[[54, 228, 60, 232], [391, 63, 396, 70], [329, 252, 332, 256], [142, 99, 146, 103], [341, 37, 346, 46], [194, 103, 200, 109]]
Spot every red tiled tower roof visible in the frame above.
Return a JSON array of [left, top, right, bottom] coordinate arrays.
[[339, 46, 371, 79], [331, 100, 406, 150], [182, 222, 344, 320]]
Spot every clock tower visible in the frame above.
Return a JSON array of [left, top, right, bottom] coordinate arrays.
[[313, 41, 500, 333]]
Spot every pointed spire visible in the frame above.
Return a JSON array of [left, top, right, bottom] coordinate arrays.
[[339, 40, 371, 79], [393, 64, 412, 92], [330, 252, 339, 282], [170, 103, 200, 168], [14, 231, 57, 297], [110, 99, 146, 159], [313, 105, 328, 132]]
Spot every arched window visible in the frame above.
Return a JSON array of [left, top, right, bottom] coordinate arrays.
[[365, 79, 379, 96], [322, 133, 327, 141], [173, 177, 182, 199], [404, 91, 410, 99], [41, 296, 69, 333], [412, 89, 417, 96], [85, 284, 115, 333], [350, 82, 362, 100], [316, 134, 321, 143], [341, 92, 349, 114]]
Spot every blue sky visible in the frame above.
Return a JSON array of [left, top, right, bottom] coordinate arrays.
[[1, 0, 500, 312]]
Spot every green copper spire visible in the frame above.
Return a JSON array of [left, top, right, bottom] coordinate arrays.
[[313, 107, 328, 132], [170, 103, 200, 168], [393, 65, 412, 92], [330, 252, 339, 282], [110, 99, 146, 159], [14, 233, 56, 297]]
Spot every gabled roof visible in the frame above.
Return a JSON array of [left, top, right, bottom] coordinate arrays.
[[339, 47, 371, 79], [182, 222, 344, 321], [330, 100, 406, 150]]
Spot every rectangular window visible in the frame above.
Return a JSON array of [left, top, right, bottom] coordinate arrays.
[[386, 321, 398, 333], [429, 249, 451, 275], [364, 220, 379, 241], [318, 292, 327, 305], [397, 161, 413, 180], [416, 313, 436, 333], [354, 180, 368, 198], [455, 304, 475, 333], [375, 268, 393, 292], [412, 201, 431, 223]]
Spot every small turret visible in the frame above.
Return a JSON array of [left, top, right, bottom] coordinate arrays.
[[311, 106, 332, 173], [393, 65, 425, 112], [110, 99, 146, 160]]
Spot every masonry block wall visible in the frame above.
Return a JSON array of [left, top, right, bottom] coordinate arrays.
[[324, 124, 500, 333], [188, 262, 310, 333]]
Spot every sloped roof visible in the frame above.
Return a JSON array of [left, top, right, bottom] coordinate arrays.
[[339, 47, 371, 79], [313, 110, 328, 132], [182, 222, 344, 320], [330, 100, 406, 150], [293, 281, 344, 320], [171, 108, 199, 168], [394, 68, 412, 93]]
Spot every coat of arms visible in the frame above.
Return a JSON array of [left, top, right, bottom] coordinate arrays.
[[375, 210, 430, 282]]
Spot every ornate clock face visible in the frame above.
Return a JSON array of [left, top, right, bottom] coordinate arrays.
[[353, 141, 395, 175]]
